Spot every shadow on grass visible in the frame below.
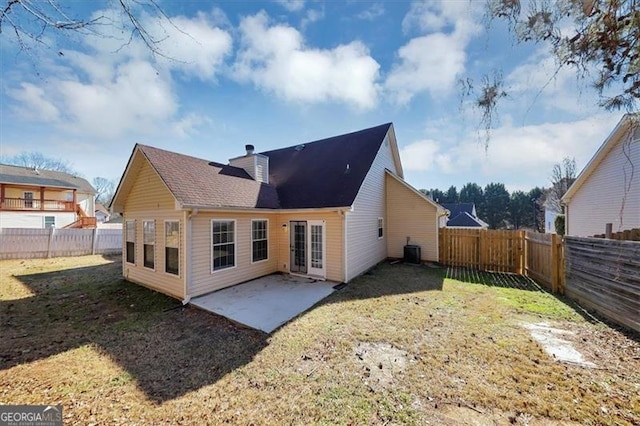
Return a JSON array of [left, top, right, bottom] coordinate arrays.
[[444, 265, 640, 344], [1, 258, 268, 402], [324, 261, 445, 306], [444, 266, 544, 291]]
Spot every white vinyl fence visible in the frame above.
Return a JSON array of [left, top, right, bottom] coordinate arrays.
[[0, 228, 122, 260]]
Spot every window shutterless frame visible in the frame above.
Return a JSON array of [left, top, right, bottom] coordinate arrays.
[[251, 219, 269, 263], [164, 220, 180, 276], [211, 219, 236, 272], [125, 219, 136, 265], [142, 220, 155, 270]]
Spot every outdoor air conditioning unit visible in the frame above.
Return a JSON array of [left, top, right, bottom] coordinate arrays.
[[404, 245, 421, 265]]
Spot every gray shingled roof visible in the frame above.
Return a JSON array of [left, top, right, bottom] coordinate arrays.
[[0, 164, 95, 193], [137, 145, 280, 209]]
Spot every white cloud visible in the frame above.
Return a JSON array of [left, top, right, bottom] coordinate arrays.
[[233, 12, 380, 109], [357, 3, 385, 21], [402, 114, 620, 189], [506, 48, 599, 115], [301, 8, 325, 30], [6, 8, 232, 139], [8, 83, 60, 122], [275, 0, 305, 12], [385, 0, 482, 104]]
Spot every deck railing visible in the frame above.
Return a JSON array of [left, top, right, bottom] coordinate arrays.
[[1, 197, 75, 211]]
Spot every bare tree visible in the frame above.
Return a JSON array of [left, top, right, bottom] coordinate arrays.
[[1, 0, 175, 56], [92, 177, 116, 205], [2, 151, 76, 174], [548, 157, 577, 212], [464, 0, 639, 141]]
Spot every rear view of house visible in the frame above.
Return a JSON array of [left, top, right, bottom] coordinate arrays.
[[0, 165, 96, 229], [111, 123, 445, 302], [562, 114, 640, 236]]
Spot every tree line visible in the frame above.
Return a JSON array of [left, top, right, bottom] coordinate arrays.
[[421, 183, 546, 231]]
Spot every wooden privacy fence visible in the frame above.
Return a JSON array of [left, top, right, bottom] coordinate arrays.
[[439, 228, 564, 293], [0, 228, 122, 260], [593, 227, 640, 241], [564, 236, 640, 333]]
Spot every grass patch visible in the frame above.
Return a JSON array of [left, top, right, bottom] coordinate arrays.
[[1, 257, 638, 425]]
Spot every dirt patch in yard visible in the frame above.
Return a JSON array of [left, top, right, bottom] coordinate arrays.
[[354, 342, 410, 392]]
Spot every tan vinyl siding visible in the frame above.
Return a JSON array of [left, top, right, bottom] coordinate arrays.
[[124, 160, 175, 212], [346, 131, 397, 280], [275, 211, 344, 283], [386, 173, 439, 261], [121, 160, 185, 299], [567, 136, 640, 236], [189, 212, 279, 297]]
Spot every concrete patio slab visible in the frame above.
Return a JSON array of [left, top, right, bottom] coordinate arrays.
[[190, 274, 339, 333]]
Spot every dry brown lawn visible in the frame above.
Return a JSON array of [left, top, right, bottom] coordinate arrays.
[[1, 255, 638, 425]]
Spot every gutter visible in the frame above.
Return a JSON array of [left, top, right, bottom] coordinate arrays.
[[179, 204, 352, 214]]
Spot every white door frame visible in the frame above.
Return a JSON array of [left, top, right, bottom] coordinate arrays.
[[307, 220, 326, 278]]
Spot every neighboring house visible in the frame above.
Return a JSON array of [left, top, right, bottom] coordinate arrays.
[[0, 164, 96, 229], [561, 114, 640, 236], [95, 203, 110, 223], [439, 203, 488, 228], [543, 196, 561, 234], [111, 123, 446, 302]]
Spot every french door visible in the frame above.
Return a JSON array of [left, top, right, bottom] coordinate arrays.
[[290, 220, 326, 278]]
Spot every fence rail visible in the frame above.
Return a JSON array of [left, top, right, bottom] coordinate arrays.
[[564, 236, 640, 333], [0, 228, 122, 260]]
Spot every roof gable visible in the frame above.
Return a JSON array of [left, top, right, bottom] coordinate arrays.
[[0, 164, 95, 193], [562, 114, 638, 203], [441, 203, 475, 218], [263, 123, 392, 209], [111, 145, 280, 212]]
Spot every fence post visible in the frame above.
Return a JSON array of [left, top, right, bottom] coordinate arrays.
[[551, 234, 559, 294], [605, 223, 613, 239], [91, 228, 98, 255], [47, 226, 55, 258], [479, 229, 486, 271]]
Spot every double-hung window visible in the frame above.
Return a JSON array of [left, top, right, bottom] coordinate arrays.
[[165, 221, 179, 275], [212, 220, 235, 271], [125, 220, 136, 264], [143, 220, 155, 269], [378, 217, 384, 239], [252, 220, 268, 262]]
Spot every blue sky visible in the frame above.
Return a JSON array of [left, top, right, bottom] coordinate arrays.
[[0, 0, 622, 193]]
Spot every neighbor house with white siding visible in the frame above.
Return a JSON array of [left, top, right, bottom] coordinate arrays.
[[561, 114, 640, 237], [111, 123, 445, 302], [0, 165, 96, 229]]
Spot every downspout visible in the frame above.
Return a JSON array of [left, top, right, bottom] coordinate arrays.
[[343, 209, 349, 283], [183, 208, 198, 305]]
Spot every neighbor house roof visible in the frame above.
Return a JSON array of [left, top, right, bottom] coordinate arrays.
[[0, 164, 95, 193], [262, 123, 393, 209], [136, 145, 281, 209], [562, 114, 638, 203], [447, 211, 487, 227], [440, 203, 475, 218]]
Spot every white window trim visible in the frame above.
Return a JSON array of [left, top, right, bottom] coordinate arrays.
[[164, 220, 180, 277], [125, 219, 136, 265], [44, 216, 55, 229], [142, 219, 156, 271], [378, 217, 384, 240], [211, 219, 237, 273], [251, 219, 269, 264]]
